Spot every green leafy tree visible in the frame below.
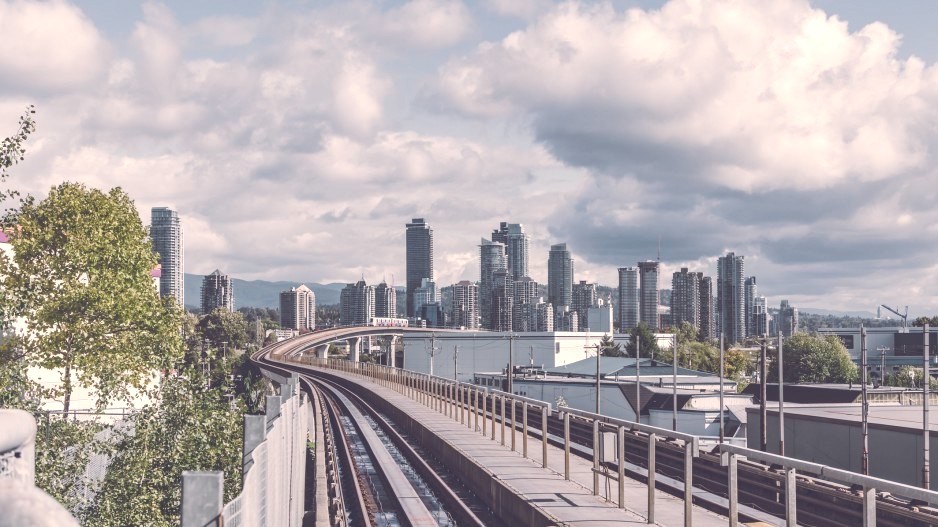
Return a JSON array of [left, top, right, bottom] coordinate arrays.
[[0, 182, 183, 413], [675, 321, 698, 346], [913, 316, 938, 327], [0, 105, 35, 210], [599, 334, 624, 357], [196, 307, 249, 356], [768, 333, 858, 383], [84, 365, 244, 526], [627, 322, 660, 359]]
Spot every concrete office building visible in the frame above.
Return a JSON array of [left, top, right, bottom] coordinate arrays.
[[340, 280, 375, 326], [555, 306, 578, 332], [150, 207, 184, 306], [405, 218, 434, 318], [587, 303, 614, 333], [491, 222, 529, 281], [717, 252, 746, 343], [512, 276, 539, 332], [816, 326, 938, 371], [492, 269, 514, 332], [200, 269, 233, 314], [638, 261, 660, 330], [699, 276, 715, 341], [480, 239, 507, 329], [751, 296, 768, 337], [280, 285, 316, 331], [671, 268, 701, 330], [535, 300, 554, 332], [572, 280, 597, 331], [375, 281, 396, 318], [778, 299, 799, 336], [617, 267, 640, 331], [452, 281, 479, 329], [547, 243, 574, 308], [413, 278, 437, 317]]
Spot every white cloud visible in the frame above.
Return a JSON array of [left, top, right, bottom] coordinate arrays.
[[378, 0, 473, 49], [0, 0, 109, 93]]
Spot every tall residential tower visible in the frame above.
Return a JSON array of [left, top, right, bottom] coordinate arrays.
[[405, 218, 434, 318], [200, 269, 233, 314], [617, 267, 640, 331], [717, 252, 746, 343], [150, 207, 184, 306], [547, 243, 574, 308]]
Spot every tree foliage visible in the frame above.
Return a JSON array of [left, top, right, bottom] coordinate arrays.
[[627, 322, 659, 358], [913, 316, 938, 327], [599, 334, 624, 357], [768, 333, 858, 383], [0, 182, 183, 413], [0, 105, 35, 210], [196, 307, 248, 354]]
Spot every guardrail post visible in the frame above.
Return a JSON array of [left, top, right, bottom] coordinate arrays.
[[472, 388, 478, 430], [522, 402, 529, 458], [484, 393, 490, 438], [459, 385, 465, 425], [511, 398, 517, 451], [721, 451, 737, 527], [501, 396, 507, 446], [593, 419, 600, 496], [542, 406, 549, 468], [564, 412, 571, 480], [684, 441, 693, 527], [618, 425, 626, 509], [863, 486, 876, 527], [647, 433, 656, 524], [785, 467, 796, 527]]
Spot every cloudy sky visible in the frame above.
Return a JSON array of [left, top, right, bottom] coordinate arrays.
[[2, 0, 937, 314]]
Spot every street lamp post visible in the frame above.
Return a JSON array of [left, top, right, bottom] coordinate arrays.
[[636, 338, 641, 425], [719, 333, 725, 444], [778, 333, 785, 456], [861, 325, 869, 475], [672, 334, 678, 432]]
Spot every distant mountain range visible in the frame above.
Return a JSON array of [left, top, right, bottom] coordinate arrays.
[[184, 274, 345, 309], [798, 307, 877, 318]]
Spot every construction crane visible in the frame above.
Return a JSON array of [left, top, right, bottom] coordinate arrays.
[[881, 304, 908, 327]]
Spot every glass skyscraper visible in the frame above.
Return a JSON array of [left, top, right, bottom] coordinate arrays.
[[405, 218, 434, 318], [150, 207, 184, 307]]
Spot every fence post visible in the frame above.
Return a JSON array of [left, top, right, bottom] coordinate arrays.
[[501, 396, 507, 446], [522, 402, 529, 458], [684, 441, 693, 527], [721, 451, 738, 527], [647, 433, 656, 524], [785, 467, 797, 527], [564, 412, 571, 480], [511, 399, 517, 452], [181, 471, 223, 527], [863, 486, 876, 527], [593, 419, 600, 496], [618, 425, 626, 509], [542, 406, 549, 469]]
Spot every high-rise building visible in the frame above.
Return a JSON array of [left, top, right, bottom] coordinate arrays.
[[492, 222, 529, 280], [638, 261, 660, 330], [512, 276, 538, 332], [752, 296, 768, 337], [699, 276, 715, 341], [555, 306, 578, 332], [671, 268, 700, 330], [779, 299, 799, 337], [280, 285, 316, 331], [413, 278, 437, 317], [375, 281, 396, 318], [405, 218, 433, 318], [452, 281, 479, 329], [547, 243, 574, 308], [150, 207, 184, 306], [744, 276, 758, 337], [717, 252, 746, 344], [617, 267, 640, 331], [480, 239, 507, 329], [492, 269, 514, 332], [340, 280, 375, 326], [200, 269, 233, 314], [536, 300, 554, 332], [572, 280, 597, 331]]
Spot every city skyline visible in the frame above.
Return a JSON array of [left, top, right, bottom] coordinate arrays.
[[4, 0, 938, 314]]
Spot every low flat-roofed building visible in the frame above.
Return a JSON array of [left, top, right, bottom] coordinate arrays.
[[748, 403, 938, 490], [818, 327, 938, 377]]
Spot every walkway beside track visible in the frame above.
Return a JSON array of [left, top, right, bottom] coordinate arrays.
[[305, 366, 729, 527]]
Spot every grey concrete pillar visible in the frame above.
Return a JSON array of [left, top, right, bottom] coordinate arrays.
[[316, 344, 329, 359], [349, 337, 361, 362], [390, 336, 399, 368], [181, 471, 223, 527], [266, 395, 282, 425]]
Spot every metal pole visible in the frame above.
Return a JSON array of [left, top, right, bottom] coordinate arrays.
[[522, 403, 528, 458], [636, 338, 641, 424], [430, 333, 436, 376], [924, 324, 931, 489], [564, 412, 571, 479], [647, 433, 656, 524], [596, 343, 602, 414], [511, 397, 517, 451], [673, 335, 678, 432], [779, 333, 785, 456], [508, 334, 514, 395], [541, 406, 548, 468], [684, 441, 693, 527], [760, 338, 768, 452], [454, 345, 458, 380], [618, 426, 626, 508], [862, 485, 877, 527], [719, 333, 725, 443], [593, 419, 600, 495], [861, 325, 869, 475]]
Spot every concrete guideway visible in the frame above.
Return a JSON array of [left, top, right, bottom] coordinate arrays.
[[294, 365, 729, 526]]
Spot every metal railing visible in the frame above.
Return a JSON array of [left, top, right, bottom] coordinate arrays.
[[293, 356, 705, 526], [718, 443, 938, 527], [182, 372, 308, 527]]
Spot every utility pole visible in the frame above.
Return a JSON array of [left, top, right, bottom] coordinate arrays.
[[453, 345, 458, 380], [585, 342, 601, 414], [636, 338, 641, 425], [779, 333, 785, 456], [924, 324, 931, 489], [878, 346, 890, 384], [429, 333, 437, 376], [861, 325, 869, 475], [719, 333, 725, 444], [672, 334, 678, 432], [760, 337, 768, 452]]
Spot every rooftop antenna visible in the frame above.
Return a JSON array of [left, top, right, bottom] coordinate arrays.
[[657, 235, 661, 262]]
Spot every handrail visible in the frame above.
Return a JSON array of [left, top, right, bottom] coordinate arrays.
[[560, 404, 700, 453], [718, 443, 938, 506], [487, 387, 553, 415]]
